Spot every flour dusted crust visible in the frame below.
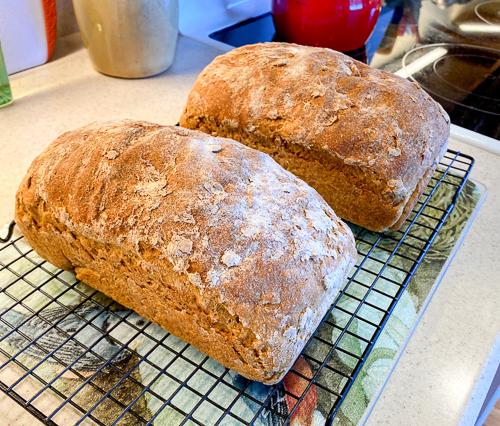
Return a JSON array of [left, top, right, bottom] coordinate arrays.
[[15, 120, 357, 384], [180, 42, 450, 231]]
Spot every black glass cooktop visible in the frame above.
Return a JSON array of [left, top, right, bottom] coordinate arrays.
[[209, 0, 500, 139]]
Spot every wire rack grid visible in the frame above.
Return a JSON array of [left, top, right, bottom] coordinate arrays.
[[0, 149, 473, 425]]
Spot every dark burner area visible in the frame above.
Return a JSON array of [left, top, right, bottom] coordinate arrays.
[[403, 44, 500, 139]]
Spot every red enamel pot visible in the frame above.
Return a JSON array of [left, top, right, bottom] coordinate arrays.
[[272, 0, 381, 52]]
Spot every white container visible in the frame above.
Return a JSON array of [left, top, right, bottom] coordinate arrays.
[[73, 0, 178, 78], [0, 0, 56, 75]]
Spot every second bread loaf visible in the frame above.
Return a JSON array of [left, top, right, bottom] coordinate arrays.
[[180, 42, 450, 232]]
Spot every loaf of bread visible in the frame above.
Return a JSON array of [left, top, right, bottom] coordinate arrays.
[[180, 43, 450, 232], [15, 120, 357, 384]]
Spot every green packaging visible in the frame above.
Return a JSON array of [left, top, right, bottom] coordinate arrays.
[[0, 42, 13, 108]]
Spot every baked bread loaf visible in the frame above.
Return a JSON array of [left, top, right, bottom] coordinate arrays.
[[15, 120, 357, 384], [180, 42, 450, 232]]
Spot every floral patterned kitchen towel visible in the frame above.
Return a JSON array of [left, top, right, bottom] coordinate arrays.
[[0, 178, 483, 425]]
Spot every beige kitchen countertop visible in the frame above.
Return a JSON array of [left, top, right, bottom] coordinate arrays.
[[1, 34, 499, 425]]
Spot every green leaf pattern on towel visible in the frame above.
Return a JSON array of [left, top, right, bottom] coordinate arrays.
[[334, 179, 482, 425]]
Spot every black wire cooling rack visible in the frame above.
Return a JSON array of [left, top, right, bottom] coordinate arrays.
[[0, 149, 473, 425]]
